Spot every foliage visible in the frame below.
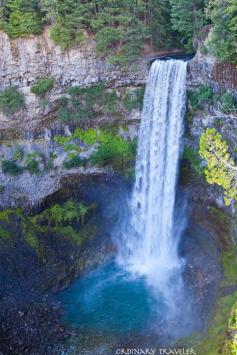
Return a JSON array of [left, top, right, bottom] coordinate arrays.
[[24, 152, 40, 174], [63, 143, 81, 153], [63, 155, 86, 169], [1, 159, 23, 175], [149, 0, 173, 49], [231, 334, 237, 354], [182, 146, 203, 175], [58, 83, 119, 124], [218, 92, 237, 113], [102, 91, 118, 114], [73, 128, 98, 145], [13, 144, 24, 161], [34, 199, 93, 229], [0, 87, 25, 115], [92, 131, 137, 173], [206, 0, 237, 64], [30, 77, 54, 97], [22, 221, 43, 257], [40, 0, 174, 64], [0, 0, 236, 65], [0, 225, 12, 240], [50, 23, 84, 50], [54, 134, 72, 145], [123, 87, 145, 111], [54, 127, 136, 175], [170, 0, 206, 50], [199, 128, 237, 206], [188, 85, 213, 110], [4, 0, 42, 38]]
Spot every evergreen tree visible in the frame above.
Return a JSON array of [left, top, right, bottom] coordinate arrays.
[[4, 0, 42, 38], [170, 0, 206, 49], [148, 0, 172, 48], [206, 0, 237, 63]]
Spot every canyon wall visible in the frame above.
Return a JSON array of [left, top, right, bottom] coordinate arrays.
[[0, 28, 237, 209]]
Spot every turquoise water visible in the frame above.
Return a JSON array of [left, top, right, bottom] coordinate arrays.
[[59, 260, 166, 336]]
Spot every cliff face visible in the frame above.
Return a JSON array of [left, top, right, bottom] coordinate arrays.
[[0, 29, 237, 209], [0, 28, 146, 139]]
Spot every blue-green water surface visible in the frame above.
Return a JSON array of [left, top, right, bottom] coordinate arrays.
[[58, 260, 166, 336]]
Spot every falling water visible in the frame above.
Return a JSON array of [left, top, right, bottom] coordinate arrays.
[[117, 59, 187, 311]]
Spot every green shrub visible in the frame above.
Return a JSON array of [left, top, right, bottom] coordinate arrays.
[[92, 131, 137, 173], [188, 85, 213, 111], [96, 27, 123, 54], [182, 146, 203, 175], [0, 87, 25, 115], [1, 160, 23, 175], [30, 77, 55, 97], [57, 106, 73, 122], [123, 87, 145, 111], [73, 128, 98, 145], [54, 135, 72, 145], [60, 83, 119, 124], [13, 144, 24, 161], [63, 155, 86, 169], [24, 153, 39, 174], [218, 92, 237, 113], [35, 199, 92, 228], [57, 97, 92, 125], [50, 24, 84, 50], [63, 144, 81, 153], [4, 2, 42, 39], [102, 91, 118, 114]]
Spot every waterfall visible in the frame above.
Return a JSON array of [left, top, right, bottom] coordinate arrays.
[[117, 59, 187, 311]]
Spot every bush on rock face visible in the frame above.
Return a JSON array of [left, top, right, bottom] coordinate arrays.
[[91, 131, 137, 173], [218, 92, 237, 113], [30, 77, 55, 97], [24, 153, 40, 174], [1, 160, 23, 175], [0, 87, 25, 115], [188, 85, 213, 111]]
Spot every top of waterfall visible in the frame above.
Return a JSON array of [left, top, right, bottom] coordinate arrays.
[[149, 53, 195, 66]]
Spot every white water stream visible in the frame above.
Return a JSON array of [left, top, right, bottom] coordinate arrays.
[[117, 59, 187, 311]]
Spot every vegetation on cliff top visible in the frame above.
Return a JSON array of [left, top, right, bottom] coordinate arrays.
[[0, 1, 236, 64]]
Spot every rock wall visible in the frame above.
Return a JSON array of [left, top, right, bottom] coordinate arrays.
[[0, 28, 147, 138], [0, 28, 237, 209]]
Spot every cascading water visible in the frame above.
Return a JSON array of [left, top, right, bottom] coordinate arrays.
[[117, 59, 187, 311], [59, 59, 221, 348]]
